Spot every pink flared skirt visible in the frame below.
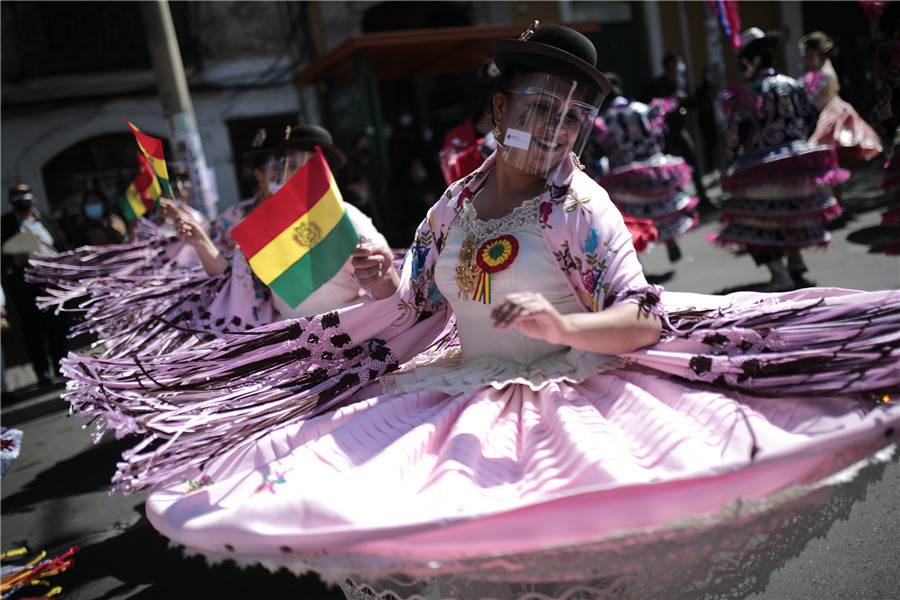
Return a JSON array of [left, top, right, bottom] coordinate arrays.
[[143, 289, 900, 596], [809, 97, 883, 168]]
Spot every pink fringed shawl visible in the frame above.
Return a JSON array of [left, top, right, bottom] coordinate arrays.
[[62, 155, 900, 494]]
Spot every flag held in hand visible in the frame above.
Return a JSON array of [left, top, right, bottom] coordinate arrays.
[[119, 152, 163, 221], [123, 117, 172, 195], [231, 147, 359, 309]]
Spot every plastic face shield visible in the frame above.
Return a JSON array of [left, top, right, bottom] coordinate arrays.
[[498, 73, 603, 177], [273, 149, 314, 185]]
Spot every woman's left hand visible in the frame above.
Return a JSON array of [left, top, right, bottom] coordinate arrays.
[[490, 292, 569, 344]]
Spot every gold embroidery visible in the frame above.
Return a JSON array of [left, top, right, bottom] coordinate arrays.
[[455, 234, 480, 300]]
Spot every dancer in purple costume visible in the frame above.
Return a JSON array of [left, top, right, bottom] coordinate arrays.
[[62, 23, 898, 600], [588, 73, 698, 263], [713, 28, 848, 291]]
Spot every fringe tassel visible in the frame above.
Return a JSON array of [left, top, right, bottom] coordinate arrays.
[[628, 290, 900, 397], [62, 312, 404, 493]]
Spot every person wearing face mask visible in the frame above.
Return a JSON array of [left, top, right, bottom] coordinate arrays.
[[73, 189, 126, 247], [1, 183, 69, 386], [645, 52, 715, 215]]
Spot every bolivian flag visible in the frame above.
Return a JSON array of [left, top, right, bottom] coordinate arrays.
[[231, 147, 360, 309], [119, 152, 162, 221], [123, 116, 172, 195]]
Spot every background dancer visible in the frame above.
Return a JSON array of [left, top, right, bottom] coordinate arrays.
[[587, 72, 696, 262], [799, 30, 883, 203], [713, 28, 847, 291]]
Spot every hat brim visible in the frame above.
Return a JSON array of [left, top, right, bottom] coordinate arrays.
[[493, 39, 611, 98], [280, 140, 347, 171]]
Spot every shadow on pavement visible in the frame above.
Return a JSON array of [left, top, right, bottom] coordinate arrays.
[[846, 224, 895, 254], [2, 435, 135, 512], [51, 510, 345, 600]]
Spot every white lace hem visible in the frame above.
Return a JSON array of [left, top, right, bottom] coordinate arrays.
[[175, 445, 896, 599]]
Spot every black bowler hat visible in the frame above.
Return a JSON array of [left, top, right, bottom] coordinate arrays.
[[278, 124, 346, 171], [243, 128, 279, 169], [493, 22, 611, 97]]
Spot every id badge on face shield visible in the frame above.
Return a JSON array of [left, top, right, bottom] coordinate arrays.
[[499, 73, 602, 177]]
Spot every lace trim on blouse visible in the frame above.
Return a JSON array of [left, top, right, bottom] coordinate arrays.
[[453, 191, 544, 242]]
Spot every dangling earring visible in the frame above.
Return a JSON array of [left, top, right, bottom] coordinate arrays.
[[572, 152, 585, 171]]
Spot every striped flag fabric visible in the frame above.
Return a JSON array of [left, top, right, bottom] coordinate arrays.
[[119, 152, 162, 221], [708, 0, 742, 50], [123, 117, 172, 195], [231, 147, 360, 309]]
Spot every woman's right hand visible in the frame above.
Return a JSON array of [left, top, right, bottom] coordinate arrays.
[[351, 242, 399, 299], [175, 216, 208, 248], [176, 216, 228, 276]]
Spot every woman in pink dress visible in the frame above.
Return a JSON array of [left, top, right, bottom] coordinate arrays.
[[61, 23, 899, 600], [30, 126, 387, 358], [799, 31, 883, 201]]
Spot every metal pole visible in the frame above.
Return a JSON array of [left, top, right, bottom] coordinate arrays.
[[140, 0, 218, 218]]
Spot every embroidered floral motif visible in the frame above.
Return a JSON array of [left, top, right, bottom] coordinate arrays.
[[539, 201, 553, 224], [181, 474, 213, 493], [552, 240, 581, 276], [256, 469, 290, 493], [584, 228, 599, 254], [411, 243, 430, 281]]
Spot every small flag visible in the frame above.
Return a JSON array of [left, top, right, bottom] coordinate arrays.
[[708, 0, 742, 50], [119, 152, 162, 221], [123, 116, 172, 195], [231, 147, 360, 309]]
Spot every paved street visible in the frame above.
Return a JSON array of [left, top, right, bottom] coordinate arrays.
[[2, 160, 898, 599]]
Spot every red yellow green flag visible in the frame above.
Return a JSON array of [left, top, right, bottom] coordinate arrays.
[[122, 116, 172, 195], [119, 152, 162, 221], [231, 147, 360, 308]]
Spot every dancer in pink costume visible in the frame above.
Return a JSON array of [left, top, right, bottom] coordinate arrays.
[[31, 127, 387, 358], [169, 125, 389, 326], [798, 30, 883, 205], [713, 29, 848, 291], [62, 23, 899, 600]]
